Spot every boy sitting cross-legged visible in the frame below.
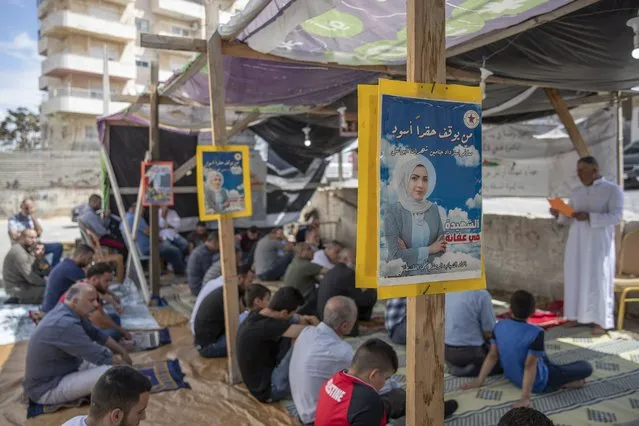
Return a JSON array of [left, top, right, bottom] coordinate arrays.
[[462, 290, 593, 408]]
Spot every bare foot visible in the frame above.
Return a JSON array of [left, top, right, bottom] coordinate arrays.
[[591, 325, 607, 336], [564, 320, 579, 328], [561, 379, 586, 389]]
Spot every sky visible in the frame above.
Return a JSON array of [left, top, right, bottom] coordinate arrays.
[[0, 0, 41, 120]]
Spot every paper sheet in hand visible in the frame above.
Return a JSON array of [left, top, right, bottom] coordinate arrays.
[[548, 197, 574, 217]]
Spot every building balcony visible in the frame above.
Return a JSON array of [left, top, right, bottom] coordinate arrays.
[[41, 88, 130, 116], [40, 10, 136, 43], [39, 76, 60, 91], [152, 0, 204, 21], [42, 53, 136, 80], [38, 37, 48, 55]]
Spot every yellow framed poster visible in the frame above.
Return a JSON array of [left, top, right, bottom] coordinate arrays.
[[196, 145, 253, 221], [356, 79, 487, 299]]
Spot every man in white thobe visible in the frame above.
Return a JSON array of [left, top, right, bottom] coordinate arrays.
[[550, 156, 623, 334]]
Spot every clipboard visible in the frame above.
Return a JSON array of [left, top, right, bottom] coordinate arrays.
[[548, 197, 574, 217]]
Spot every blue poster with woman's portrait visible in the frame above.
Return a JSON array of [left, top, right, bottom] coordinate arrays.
[[379, 93, 482, 286], [196, 145, 252, 220]]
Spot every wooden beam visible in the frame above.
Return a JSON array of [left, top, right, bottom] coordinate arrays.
[[406, 0, 446, 424], [112, 94, 180, 105], [173, 109, 259, 183], [161, 54, 207, 98], [544, 88, 590, 157], [446, 0, 601, 58], [148, 61, 162, 300], [207, 27, 242, 384]]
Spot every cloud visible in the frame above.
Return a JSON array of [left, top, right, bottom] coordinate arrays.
[[465, 193, 482, 209], [231, 166, 242, 175], [431, 250, 481, 270], [236, 183, 244, 191], [444, 207, 470, 224], [453, 144, 480, 167], [0, 32, 42, 117], [380, 258, 406, 278], [0, 32, 40, 63]]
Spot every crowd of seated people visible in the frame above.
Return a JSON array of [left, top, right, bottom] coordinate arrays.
[[10, 205, 585, 424]]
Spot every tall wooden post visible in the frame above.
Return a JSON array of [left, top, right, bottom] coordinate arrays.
[[205, 0, 241, 384], [406, 0, 446, 425], [149, 61, 162, 298], [545, 88, 590, 157]]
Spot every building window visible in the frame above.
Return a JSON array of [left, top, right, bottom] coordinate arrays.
[[135, 57, 150, 68], [171, 26, 189, 37], [135, 18, 150, 32]]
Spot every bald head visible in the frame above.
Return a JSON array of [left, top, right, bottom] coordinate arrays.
[[323, 296, 357, 336], [65, 282, 100, 318]]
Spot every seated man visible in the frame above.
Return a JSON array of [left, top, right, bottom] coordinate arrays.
[[123, 205, 185, 276], [463, 290, 593, 409], [243, 283, 272, 312], [311, 240, 343, 270], [296, 216, 323, 248], [186, 232, 220, 296], [237, 286, 317, 402], [8, 198, 63, 267], [159, 206, 189, 254], [58, 263, 131, 342], [384, 297, 407, 345], [42, 244, 95, 313], [316, 248, 377, 334], [62, 366, 151, 426], [24, 283, 132, 406], [283, 243, 328, 315], [240, 226, 260, 262], [254, 227, 294, 281], [445, 289, 500, 377], [78, 194, 125, 253], [187, 221, 209, 253], [32, 243, 52, 278], [201, 248, 242, 288], [192, 264, 253, 357], [314, 339, 458, 425], [2, 229, 46, 304]]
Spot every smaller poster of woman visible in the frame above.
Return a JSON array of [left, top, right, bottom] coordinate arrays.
[[196, 145, 253, 220], [141, 161, 174, 206]]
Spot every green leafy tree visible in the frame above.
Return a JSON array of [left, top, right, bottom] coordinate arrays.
[[0, 107, 41, 151]]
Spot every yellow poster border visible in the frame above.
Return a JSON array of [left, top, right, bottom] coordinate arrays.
[[196, 145, 253, 221], [356, 79, 486, 299]]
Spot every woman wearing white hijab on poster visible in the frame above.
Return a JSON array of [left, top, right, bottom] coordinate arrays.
[[204, 169, 230, 213], [384, 154, 446, 277]]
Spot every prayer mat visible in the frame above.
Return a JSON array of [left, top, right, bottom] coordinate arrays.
[[150, 306, 188, 327], [131, 328, 172, 351], [285, 329, 639, 425], [496, 310, 568, 330], [162, 284, 196, 319], [26, 359, 190, 418], [0, 304, 39, 345]]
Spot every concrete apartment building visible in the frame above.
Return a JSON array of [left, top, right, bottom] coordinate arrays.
[[37, 0, 206, 150]]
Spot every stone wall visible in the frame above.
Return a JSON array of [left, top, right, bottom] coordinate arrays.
[[0, 150, 100, 217]]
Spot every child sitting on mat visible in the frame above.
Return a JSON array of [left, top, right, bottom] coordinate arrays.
[[462, 290, 593, 409]]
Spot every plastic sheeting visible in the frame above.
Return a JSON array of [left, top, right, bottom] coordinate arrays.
[[0, 326, 297, 426], [449, 0, 639, 92], [223, 0, 574, 65]]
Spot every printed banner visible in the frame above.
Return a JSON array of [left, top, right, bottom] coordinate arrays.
[[141, 161, 174, 206], [196, 145, 252, 220]]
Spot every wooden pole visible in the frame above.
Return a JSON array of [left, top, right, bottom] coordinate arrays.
[[544, 88, 590, 157], [616, 92, 625, 253], [149, 61, 162, 299], [100, 143, 151, 304], [205, 0, 242, 385], [406, 0, 446, 425]]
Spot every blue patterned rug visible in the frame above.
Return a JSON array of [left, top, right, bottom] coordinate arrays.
[[26, 359, 190, 418]]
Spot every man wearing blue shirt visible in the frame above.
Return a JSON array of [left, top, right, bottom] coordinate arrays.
[[24, 283, 132, 405], [123, 205, 185, 275], [445, 289, 500, 377], [41, 244, 94, 312], [463, 290, 592, 408], [8, 198, 64, 267]]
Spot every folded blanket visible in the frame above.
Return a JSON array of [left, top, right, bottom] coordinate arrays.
[[26, 359, 190, 418], [497, 310, 567, 329]]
